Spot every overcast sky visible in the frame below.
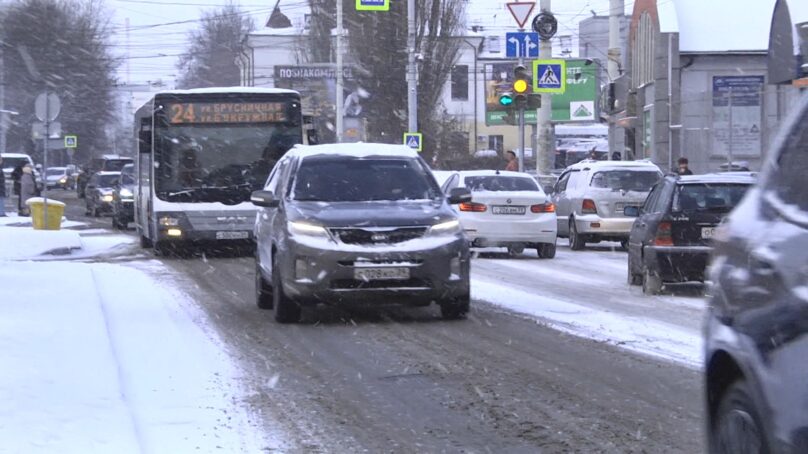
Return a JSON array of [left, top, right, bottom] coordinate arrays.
[[107, 0, 624, 86]]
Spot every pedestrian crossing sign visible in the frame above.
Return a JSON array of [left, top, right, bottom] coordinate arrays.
[[403, 132, 423, 152], [64, 135, 77, 148], [533, 59, 566, 94]]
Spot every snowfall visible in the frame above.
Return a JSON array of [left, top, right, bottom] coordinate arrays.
[[0, 213, 271, 453]]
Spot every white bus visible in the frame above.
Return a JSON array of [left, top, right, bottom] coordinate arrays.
[[134, 87, 305, 254]]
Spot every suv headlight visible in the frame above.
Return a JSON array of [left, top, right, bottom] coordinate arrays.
[[120, 188, 134, 199], [288, 221, 331, 239], [428, 219, 462, 237]]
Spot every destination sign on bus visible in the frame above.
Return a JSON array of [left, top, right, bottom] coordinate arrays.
[[166, 102, 288, 124]]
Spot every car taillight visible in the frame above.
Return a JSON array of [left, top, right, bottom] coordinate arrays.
[[582, 199, 597, 214], [531, 203, 556, 213], [459, 202, 487, 212], [654, 221, 674, 246]]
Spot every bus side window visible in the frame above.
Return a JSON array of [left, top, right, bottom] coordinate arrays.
[[138, 118, 152, 155]]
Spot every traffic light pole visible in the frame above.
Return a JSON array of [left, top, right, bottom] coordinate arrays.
[[517, 55, 525, 172], [537, 0, 554, 178]]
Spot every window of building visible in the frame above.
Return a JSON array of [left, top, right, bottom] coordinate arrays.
[[451, 65, 469, 100], [633, 12, 655, 87]]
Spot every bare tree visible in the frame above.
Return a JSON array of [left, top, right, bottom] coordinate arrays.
[[177, 3, 254, 89], [306, 0, 468, 158]]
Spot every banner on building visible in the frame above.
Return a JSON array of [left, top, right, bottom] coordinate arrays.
[[484, 59, 600, 126], [711, 75, 764, 157]]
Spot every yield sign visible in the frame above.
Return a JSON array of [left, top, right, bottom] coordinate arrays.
[[506, 2, 536, 29]]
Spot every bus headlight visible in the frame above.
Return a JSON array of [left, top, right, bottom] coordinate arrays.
[[159, 216, 180, 226]]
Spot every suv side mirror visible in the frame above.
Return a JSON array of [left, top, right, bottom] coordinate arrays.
[[447, 187, 472, 205], [624, 206, 640, 217], [251, 190, 280, 208]]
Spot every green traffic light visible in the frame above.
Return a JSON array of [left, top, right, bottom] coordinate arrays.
[[499, 94, 514, 106]]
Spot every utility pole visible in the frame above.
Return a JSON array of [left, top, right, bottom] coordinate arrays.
[[0, 41, 6, 154], [536, 0, 553, 177], [608, 0, 623, 160], [336, 0, 344, 143], [727, 86, 734, 170], [406, 0, 417, 133]]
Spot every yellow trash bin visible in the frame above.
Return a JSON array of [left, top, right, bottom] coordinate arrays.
[[26, 197, 66, 230]]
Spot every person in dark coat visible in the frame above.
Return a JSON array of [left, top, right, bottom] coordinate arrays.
[[11, 163, 24, 213], [0, 156, 6, 217], [676, 157, 694, 175]]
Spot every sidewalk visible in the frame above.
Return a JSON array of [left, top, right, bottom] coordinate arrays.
[[0, 221, 269, 452]]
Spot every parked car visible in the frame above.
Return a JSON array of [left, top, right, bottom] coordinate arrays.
[[1, 152, 43, 193], [112, 164, 135, 230], [84, 171, 121, 217], [552, 160, 663, 250], [77, 155, 133, 198], [251, 143, 472, 323], [442, 170, 557, 258], [625, 173, 755, 294], [704, 94, 808, 453], [44, 167, 70, 189]]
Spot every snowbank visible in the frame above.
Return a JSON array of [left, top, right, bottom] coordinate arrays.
[[0, 228, 82, 259], [0, 260, 267, 452]]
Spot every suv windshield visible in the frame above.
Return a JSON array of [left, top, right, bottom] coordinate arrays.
[[46, 168, 66, 176], [591, 170, 660, 191], [674, 183, 751, 212], [464, 176, 539, 192], [96, 174, 121, 187], [101, 159, 132, 172], [292, 157, 440, 202], [2, 157, 30, 170]]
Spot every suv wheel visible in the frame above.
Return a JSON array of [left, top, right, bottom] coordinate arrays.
[[712, 380, 768, 454], [440, 294, 470, 320], [642, 268, 662, 295], [272, 255, 301, 323], [537, 242, 556, 259], [255, 260, 273, 310], [569, 219, 586, 250]]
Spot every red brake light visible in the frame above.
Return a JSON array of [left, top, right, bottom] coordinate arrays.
[[654, 221, 674, 246], [459, 202, 487, 212], [531, 203, 556, 213], [582, 199, 597, 214]]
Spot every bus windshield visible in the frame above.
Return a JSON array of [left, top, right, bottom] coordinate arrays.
[[154, 123, 302, 203]]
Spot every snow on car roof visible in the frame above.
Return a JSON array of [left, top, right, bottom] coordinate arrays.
[[0, 153, 32, 159], [96, 171, 122, 176], [677, 173, 757, 184], [288, 143, 420, 160], [457, 170, 535, 179], [568, 160, 661, 171], [157, 87, 299, 96]]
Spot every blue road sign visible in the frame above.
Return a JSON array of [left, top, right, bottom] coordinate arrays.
[[533, 59, 566, 94], [505, 32, 539, 59], [403, 132, 423, 152], [356, 0, 389, 11]]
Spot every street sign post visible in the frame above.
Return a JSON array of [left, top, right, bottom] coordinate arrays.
[[506, 32, 539, 59], [356, 0, 389, 11], [34, 92, 60, 122], [403, 132, 423, 152], [506, 2, 536, 29], [533, 59, 566, 94]]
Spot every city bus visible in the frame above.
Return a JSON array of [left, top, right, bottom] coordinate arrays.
[[134, 87, 305, 253]]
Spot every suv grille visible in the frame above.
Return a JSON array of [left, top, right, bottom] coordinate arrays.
[[329, 227, 427, 245]]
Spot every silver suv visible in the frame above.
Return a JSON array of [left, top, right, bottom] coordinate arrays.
[[251, 143, 472, 323], [551, 160, 662, 250]]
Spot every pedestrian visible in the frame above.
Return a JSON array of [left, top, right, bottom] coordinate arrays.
[[676, 157, 693, 175], [18, 164, 38, 216], [0, 156, 6, 217], [11, 163, 24, 214], [589, 147, 599, 161], [505, 150, 518, 172]]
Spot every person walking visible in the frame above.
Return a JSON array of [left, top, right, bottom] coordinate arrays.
[[504, 150, 519, 172], [676, 157, 693, 175], [0, 156, 6, 217], [18, 164, 38, 216]]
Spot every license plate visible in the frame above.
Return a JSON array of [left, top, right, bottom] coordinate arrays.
[[701, 227, 716, 239], [354, 267, 410, 281], [216, 231, 249, 240], [492, 205, 526, 215]]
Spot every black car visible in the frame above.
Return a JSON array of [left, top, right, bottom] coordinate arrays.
[[77, 156, 133, 198], [112, 163, 135, 229], [704, 96, 808, 453], [251, 143, 472, 323], [625, 173, 755, 295], [84, 171, 121, 217]]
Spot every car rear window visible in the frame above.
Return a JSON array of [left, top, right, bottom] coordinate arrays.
[[292, 157, 440, 202], [674, 183, 750, 212], [463, 176, 539, 192], [590, 170, 660, 191], [97, 174, 121, 187]]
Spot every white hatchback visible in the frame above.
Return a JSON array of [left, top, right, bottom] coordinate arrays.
[[442, 170, 558, 258]]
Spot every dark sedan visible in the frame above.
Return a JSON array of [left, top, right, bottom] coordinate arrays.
[[84, 171, 121, 217], [626, 173, 755, 295], [112, 164, 135, 229], [705, 95, 808, 453]]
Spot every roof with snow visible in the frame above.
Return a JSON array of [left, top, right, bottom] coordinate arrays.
[[657, 0, 776, 53], [288, 143, 420, 160]]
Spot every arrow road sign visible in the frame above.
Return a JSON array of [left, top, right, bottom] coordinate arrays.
[[403, 132, 423, 152], [506, 32, 539, 58], [506, 2, 536, 29], [533, 59, 566, 94]]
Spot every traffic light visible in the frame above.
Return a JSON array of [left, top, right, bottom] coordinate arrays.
[[513, 65, 530, 108], [498, 93, 515, 107]]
